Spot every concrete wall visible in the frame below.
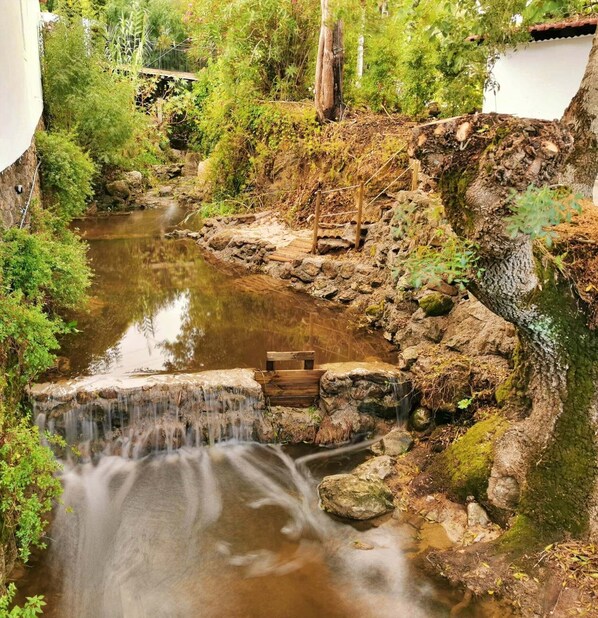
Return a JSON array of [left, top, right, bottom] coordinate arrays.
[[483, 35, 593, 121], [0, 0, 43, 172]]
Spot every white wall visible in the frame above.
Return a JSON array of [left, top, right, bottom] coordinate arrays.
[[0, 0, 44, 172], [483, 35, 593, 121]]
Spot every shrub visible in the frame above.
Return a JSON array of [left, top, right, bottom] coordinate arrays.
[[0, 420, 62, 563], [42, 19, 145, 166], [36, 131, 96, 222], [0, 229, 90, 312]]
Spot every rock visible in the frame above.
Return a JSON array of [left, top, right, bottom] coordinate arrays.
[[123, 170, 143, 189], [418, 292, 454, 317], [337, 289, 358, 303], [398, 345, 421, 370], [321, 260, 339, 278], [338, 262, 355, 279], [315, 409, 373, 445], [318, 474, 394, 520], [441, 299, 517, 358], [265, 407, 321, 444], [467, 500, 491, 527], [371, 428, 413, 457], [292, 258, 322, 283], [319, 363, 412, 419], [105, 180, 130, 200], [158, 185, 173, 197], [410, 407, 434, 432], [208, 232, 233, 251], [354, 456, 396, 481], [313, 284, 339, 300]]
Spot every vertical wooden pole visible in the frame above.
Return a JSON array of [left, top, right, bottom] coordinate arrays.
[[354, 181, 364, 250], [411, 159, 420, 191], [312, 189, 322, 254]]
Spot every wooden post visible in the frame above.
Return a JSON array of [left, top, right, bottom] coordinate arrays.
[[354, 181, 364, 250], [311, 189, 322, 254], [411, 159, 420, 191]]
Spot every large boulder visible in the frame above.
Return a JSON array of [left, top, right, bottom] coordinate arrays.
[[318, 474, 394, 520]]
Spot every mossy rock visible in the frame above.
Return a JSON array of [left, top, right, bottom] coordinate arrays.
[[431, 414, 509, 503], [419, 292, 454, 317]]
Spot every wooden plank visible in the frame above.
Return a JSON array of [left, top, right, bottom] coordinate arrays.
[[263, 397, 319, 406], [267, 396, 319, 407], [254, 370, 326, 384], [267, 351, 315, 362]]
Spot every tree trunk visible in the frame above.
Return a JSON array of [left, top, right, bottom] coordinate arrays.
[[560, 30, 598, 201], [314, 0, 345, 122], [412, 113, 598, 542]]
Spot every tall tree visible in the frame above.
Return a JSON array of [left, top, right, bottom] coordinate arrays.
[[314, 0, 345, 121], [412, 30, 598, 542]]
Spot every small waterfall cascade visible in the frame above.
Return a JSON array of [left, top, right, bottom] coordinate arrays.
[[31, 370, 266, 458], [26, 444, 436, 618]]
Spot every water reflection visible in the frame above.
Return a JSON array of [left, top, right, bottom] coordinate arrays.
[[59, 206, 394, 377]]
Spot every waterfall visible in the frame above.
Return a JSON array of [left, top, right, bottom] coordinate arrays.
[[32, 370, 267, 459]]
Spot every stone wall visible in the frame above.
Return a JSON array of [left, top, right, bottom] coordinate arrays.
[[0, 136, 40, 229]]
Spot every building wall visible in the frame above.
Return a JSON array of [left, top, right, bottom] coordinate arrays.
[[483, 35, 593, 121], [0, 0, 43, 227], [0, 0, 43, 172]]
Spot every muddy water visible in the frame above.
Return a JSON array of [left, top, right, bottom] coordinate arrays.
[[57, 204, 394, 377]]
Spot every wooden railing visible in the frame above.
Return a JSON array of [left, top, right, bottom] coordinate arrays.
[[310, 158, 420, 254]]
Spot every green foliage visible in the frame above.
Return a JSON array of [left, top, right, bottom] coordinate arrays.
[[339, 0, 590, 116], [1, 229, 90, 312], [42, 19, 145, 166], [402, 236, 480, 289], [104, 0, 189, 65], [0, 422, 63, 563], [0, 227, 90, 398], [0, 583, 45, 618], [506, 185, 583, 247], [187, 0, 319, 100], [36, 131, 96, 223]]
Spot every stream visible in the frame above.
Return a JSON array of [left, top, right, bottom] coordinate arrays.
[[14, 204, 508, 617]]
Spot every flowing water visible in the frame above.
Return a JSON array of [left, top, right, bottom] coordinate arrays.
[[16, 444, 454, 618], [15, 205, 509, 616]]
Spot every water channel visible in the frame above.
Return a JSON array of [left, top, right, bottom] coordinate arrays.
[[14, 204, 508, 617]]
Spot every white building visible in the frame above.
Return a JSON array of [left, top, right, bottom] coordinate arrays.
[[483, 18, 597, 121], [0, 0, 44, 173]]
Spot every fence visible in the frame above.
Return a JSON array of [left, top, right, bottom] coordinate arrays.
[[310, 157, 420, 254]]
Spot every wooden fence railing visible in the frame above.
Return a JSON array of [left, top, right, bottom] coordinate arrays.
[[310, 158, 420, 254]]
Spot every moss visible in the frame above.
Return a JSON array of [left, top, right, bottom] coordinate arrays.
[[514, 263, 598, 539], [418, 292, 454, 316], [432, 414, 509, 502], [438, 166, 477, 237]]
